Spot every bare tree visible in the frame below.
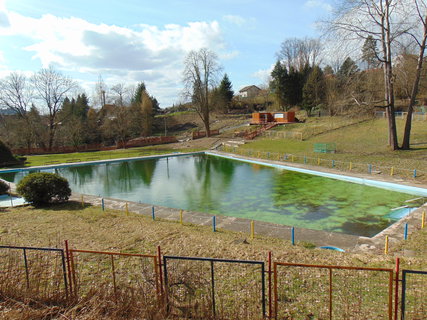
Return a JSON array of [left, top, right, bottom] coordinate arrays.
[[0, 72, 41, 149], [401, 0, 427, 149], [324, 0, 410, 150], [183, 48, 221, 136], [32, 67, 77, 150], [278, 37, 322, 71], [111, 83, 131, 107]]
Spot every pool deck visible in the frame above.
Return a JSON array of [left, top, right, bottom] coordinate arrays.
[[4, 150, 427, 254]]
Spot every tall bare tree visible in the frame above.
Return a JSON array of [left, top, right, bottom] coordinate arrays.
[[183, 48, 221, 136], [401, 0, 427, 149], [324, 0, 409, 150], [278, 37, 322, 71], [32, 67, 77, 150]]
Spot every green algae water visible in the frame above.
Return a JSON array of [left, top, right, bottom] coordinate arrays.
[[1, 154, 416, 237]]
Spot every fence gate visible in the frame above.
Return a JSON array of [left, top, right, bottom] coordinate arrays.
[[274, 262, 394, 320], [163, 255, 265, 319], [0, 245, 68, 299], [401, 270, 427, 319], [68, 249, 160, 307]]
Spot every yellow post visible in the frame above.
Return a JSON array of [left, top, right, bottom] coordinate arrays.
[[250, 221, 255, 240], [81, 195, 84, 208], [257, 151, 260, 158], [125, 203, 129, 216], [291, 155, 295, 162], [422, 211, 425, 229], [384, 235, 389, 254], [390, 167, 394, 176], [180, 209, 183, 225], [317, 157, 320, 165], [349, 162, 352, 171]]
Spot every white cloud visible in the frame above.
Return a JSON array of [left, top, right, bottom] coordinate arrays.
[[0, 9, 230, 106], [304, 0, 333, 12], [251, 64, 274, 85], [223, 15, 246, 27]]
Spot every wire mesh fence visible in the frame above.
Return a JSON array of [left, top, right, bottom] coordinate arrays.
[[69, 249, 160, 309], [0, 245, 68, 302], [218, 145, 426, 181], [163, 256, 265, 319], [401, 270, 427, 319], [274, 262, 394, 320]]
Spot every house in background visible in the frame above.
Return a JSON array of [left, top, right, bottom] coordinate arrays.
[[237, 85, 261, 98]]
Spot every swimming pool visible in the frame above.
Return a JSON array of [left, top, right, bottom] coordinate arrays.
[[1, 153, 423, 237]]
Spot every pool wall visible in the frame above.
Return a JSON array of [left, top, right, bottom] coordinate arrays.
[[206, 151, 427, 197]]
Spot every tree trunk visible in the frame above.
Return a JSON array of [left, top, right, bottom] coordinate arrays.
[[401, 11, 427, 150]]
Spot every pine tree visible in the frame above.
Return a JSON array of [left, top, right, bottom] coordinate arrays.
[[338, 57, 359, 78], [362, 36, 379, 69], [302, 66, 326, 116], [270, 61, 289, 110]]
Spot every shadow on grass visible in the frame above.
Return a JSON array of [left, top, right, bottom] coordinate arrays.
[[28, 200, 93, 212]]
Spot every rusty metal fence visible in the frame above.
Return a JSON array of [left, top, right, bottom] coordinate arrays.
[[2, 244, 427, 320], [163, 255, 266, 319], [274, 262, 394, 320], [401, 270, 427, 319], [68, 248, 161, 307], [0, 245, 68, 300]]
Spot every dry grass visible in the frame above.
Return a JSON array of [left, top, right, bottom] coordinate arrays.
[[0, 202, 426, 319]]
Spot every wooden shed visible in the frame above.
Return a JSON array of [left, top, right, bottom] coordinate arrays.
[[251, 111, 295, 124]]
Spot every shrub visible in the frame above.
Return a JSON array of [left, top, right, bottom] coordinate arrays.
[[17, 172, 71, 206], [0, 140, 17, 165], [0, 180, 10, 195]]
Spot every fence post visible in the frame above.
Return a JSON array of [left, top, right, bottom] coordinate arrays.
[[291, 227, 295, 245], [422, 211, 425, 229], [304, 156, 307, 164], [101, 198, 105, 211], [368, 164, 372, 174], [332, 160, 335, 168], [81, 195, 84, 208], [152, 206, 155, 220], [212, 216, 216, 232], [157, 246, 164, 303], [404, 223, 408, 240], [251, 221, 255, 240], [64, 240, 73, 296], [268, 251, 272, 319], [413, 169, 417, 178], [180, 210, 183, 225], [394, 257, 400, 320], [384, 235, 389, 254]]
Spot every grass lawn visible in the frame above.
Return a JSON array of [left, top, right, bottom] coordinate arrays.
[[237, 117, 427, 181], [0, 202, 425, 268]]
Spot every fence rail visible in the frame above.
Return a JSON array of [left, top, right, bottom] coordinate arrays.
[[274, 262, 394, 320], [1, 244, 426, 319], [218, 145, 426, 181], [0, 245, 68, 300], [163, 255, 266, 319], [401, 269, 427, 319]]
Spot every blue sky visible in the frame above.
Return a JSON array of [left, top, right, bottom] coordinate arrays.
[[0, 0, 334, 107]]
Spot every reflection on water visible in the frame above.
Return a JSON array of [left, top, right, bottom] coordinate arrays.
[[1, 154, 415, 237]]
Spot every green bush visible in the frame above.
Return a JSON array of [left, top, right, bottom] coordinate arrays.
[[0, 140, 17, 165], [0, 180, 10, 195], [17, 172, 71, 206]]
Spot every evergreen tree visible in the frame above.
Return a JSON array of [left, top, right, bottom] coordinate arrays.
[[218, 74, 234, 103], [362, 36, 380, 69], [132, 82, 146, 104], [338, 57, 359, 78], [302, 66, 326, 116], [270, 61, 289, 110]]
